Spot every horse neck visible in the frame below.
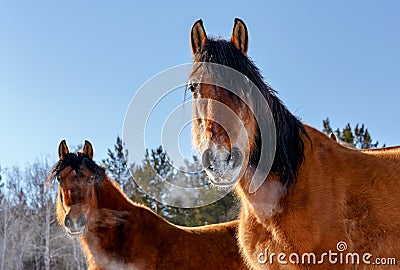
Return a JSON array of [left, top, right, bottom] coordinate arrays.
[[238, 124, 388, 214], [238, 125, 351, 194], [235, 125, 351, 215], [296, 124, 400, 191], [80, 177, 163, 265], [298, 124, 367, 185], [91, 175, 169, 231], [96, 177, 127, 210], [82, 177, 138, 238]]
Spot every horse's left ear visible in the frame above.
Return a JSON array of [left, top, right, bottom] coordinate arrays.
[[231, 18, 248, 55], [82, 140, 94, 159]]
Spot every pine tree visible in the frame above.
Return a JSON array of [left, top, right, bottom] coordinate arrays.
[[149, 146, 173, 178], [322, 118, 334, 135], [143, 146, 174, 215], [322, 118, 381, 149], [102, 136, 130, 188]]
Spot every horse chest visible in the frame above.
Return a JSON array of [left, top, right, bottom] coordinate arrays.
[[238, 209, 290, 270], [82, 234, 157, 270], [242, 179, 285, 223]]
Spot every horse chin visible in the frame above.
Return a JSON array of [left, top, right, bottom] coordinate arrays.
[[209, 179, 236, 189], [206, 171, 240, 189], [66, 228, 85, 238]]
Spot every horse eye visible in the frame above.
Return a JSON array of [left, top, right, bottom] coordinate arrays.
[[188, 81, 199, 93], [88, 176, 96, 183]]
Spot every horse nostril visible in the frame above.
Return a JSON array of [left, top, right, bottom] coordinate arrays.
[[64, 215, 73, 229], [231, 147, 243, 168], [77, 213, 86, 228], [202, 148, 215, 170]]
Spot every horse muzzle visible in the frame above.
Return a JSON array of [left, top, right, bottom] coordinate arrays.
[[201, 147, 243, 187], [64, 213, 86, 236]]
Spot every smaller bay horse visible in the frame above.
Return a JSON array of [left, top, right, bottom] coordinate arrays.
[[48, 140, 247, 270]]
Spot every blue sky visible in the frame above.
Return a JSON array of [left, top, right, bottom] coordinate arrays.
[[0, 1, 399, 168]]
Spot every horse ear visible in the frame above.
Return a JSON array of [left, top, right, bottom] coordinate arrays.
[[191, 19, 207, 54], [231, 18, 248, 55], [58, 140, 69, 159], [82, 140, 94, 159]]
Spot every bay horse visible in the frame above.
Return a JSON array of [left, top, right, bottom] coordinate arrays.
[[189, 18, 400, 269], [48, 140, 247, 270]]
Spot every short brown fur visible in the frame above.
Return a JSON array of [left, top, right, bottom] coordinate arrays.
[[189, 19, 400, 269], [236, 127, 400, 269], [50, 140, 247, 270]]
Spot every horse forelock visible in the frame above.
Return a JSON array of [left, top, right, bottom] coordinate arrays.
[[47, 152, 105, 186]]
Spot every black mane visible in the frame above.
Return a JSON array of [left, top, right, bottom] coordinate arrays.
[[47, 152, 105, 184], [194, 37, 308, 187]]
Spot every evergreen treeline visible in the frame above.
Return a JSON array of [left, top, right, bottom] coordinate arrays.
[[322, 118, 382, 148], [102, 139, 239, 227], [0, 119, 382, 269]]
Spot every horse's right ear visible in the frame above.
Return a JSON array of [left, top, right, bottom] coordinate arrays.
[[191, 19, 207, 54], [58, 140, 69, 159]]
